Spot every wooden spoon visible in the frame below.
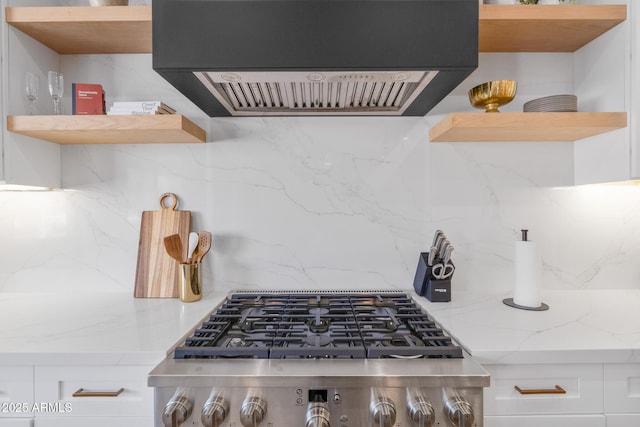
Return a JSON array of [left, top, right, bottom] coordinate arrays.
[[195, 231, 212, 263], [163, 234, 184, 263]]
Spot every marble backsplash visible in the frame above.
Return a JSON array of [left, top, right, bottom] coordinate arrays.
[[1, 116, 639, 295]]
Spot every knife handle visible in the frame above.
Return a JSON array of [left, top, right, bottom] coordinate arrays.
[[427, 246, 438, 266], [431, 229, 444, 246]]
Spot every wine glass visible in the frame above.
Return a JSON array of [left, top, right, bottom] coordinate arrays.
[[25, 72, 40, 115], [48, 71, 64, 115]]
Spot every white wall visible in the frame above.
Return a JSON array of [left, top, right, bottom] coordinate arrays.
[[0, 8, 639, 296]]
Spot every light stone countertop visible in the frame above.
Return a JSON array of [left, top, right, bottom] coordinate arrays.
[[0, 289, 639, 367], [0, 290, 229, 366], [415, 289, 640, 365]]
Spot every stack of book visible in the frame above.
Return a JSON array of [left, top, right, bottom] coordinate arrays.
[[107, 101, 176, 116]]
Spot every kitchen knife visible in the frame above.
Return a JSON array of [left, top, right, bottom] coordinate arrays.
[[433, 235, 446, 258], [427, 245, 438, 266], [437, 239, 450, 260], [443, 244, 455, 266], [432, 229, 445, 246]]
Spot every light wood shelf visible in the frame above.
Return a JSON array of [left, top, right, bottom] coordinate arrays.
[[5, 5, 626, 55], [479, 4, 627, 52], [5, 6, 151, 54], [7, 115, 206, 144], [429, 112, 627, 143]]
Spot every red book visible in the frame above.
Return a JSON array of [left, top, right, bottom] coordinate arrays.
[[72, 83, 104, 115]]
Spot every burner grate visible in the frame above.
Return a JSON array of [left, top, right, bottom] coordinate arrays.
[[174, 292, 462, 360]]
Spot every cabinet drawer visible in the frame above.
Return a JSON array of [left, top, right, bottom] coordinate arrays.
[[34, 416, 151, 427], [0, 420, 33, 427], [604, 363, 640, 413], [605, 414, 640, 426], [485, 414, 605, 427], [0, 367, 33, 419], [34, 366, 152, 418], [483, 364, 603, 416]]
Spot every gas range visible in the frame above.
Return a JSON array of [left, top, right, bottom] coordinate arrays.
[[149, 290, 489, 427]]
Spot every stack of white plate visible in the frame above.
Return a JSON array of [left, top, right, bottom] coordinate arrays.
[[523, 95, 577, 112]]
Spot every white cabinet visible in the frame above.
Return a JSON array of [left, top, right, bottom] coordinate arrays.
[[0, 367, 33, 419], [0, 0, 61, 188], [606, 414, 640, 426], [0, 363, 153, 425], [484, 362, 640, 425], [631, 0, 640, 179], [483, 363, 606, 426], [34, 417, 150, 427], [574, 0, 638, 184], [34, 365, 153, 421], [0, 420, 32, 427], [485, 415, 605, 427], [483, 364, 603, 416], [603, 363, 640, 427]]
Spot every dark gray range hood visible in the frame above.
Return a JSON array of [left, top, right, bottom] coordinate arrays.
[[152, 0, 478, 117]]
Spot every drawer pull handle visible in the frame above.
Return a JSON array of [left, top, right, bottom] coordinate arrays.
[[514, 385, 566, 395], [72, 388, 125, 397]]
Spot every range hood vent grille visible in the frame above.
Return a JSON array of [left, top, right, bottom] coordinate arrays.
[[194, 71, 438, 116]]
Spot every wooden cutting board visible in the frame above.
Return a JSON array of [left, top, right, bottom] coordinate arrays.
[[134, 193, 191, 298]]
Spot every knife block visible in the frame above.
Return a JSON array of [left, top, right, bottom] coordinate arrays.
[[412, 252, 452, 302], [424, 277, 451, 302]]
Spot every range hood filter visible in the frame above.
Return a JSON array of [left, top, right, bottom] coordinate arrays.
[[194, 71, 439, 116]]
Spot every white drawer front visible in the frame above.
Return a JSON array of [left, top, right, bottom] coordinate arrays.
[[604, 363, 640, 413], [0, 420, 32, 427], [485, 415, 605, 427], [0, 367, 33, 419], [34, 366, 152, 418], [483, 364, 603, 416], [605, 414, 640, 426], [34, 416, 151, 427]]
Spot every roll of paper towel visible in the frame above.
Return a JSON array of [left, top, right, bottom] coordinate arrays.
[[513, 240, 541, 308]]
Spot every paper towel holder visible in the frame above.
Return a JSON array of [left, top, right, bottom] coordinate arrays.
[[503, 297, 549, 311], [503, 229, 549, 311]]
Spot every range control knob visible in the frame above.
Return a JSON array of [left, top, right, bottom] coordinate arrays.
[[408, 396, 435, 427], [162, 390, 193, 427], [370, 396, 397, 427], [201, 394, 230, 427], [239, 396, 267, 427], [444, 394, 474, 427], [306, 401, 331, 427]]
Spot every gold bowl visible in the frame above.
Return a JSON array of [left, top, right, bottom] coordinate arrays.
[[468, 80, 517, 113]]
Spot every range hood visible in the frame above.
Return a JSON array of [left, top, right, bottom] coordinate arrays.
[[152, 0, 478, 117]]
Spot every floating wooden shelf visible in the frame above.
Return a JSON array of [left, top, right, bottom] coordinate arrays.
[[5, 6, 151, 54], [5, 5, 626, 55], [7, 115, 206, 144], [479, 4, 627, 52], [429, 112, 627, 143]]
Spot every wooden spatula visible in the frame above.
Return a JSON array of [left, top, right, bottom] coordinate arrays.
[[163, 234, 184, 263]]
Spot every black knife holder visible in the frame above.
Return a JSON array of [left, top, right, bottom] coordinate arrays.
[[413, 252, 452, 302], [424, 277, 451, 302]]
